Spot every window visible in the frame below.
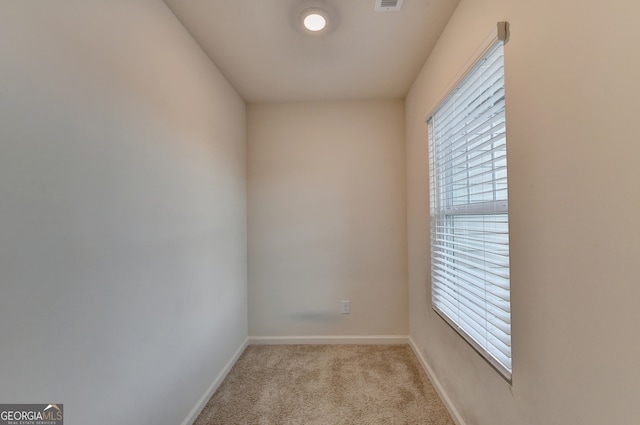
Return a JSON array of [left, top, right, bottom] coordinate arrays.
[[427, 34, 511, 380]]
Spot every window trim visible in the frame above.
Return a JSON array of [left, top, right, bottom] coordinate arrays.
[[425, 22, 512, 383]]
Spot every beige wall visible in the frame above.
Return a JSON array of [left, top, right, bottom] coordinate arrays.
[[407, 0, 640, 424], [0, 2, 247, 424], [248, 101, 408, 338]]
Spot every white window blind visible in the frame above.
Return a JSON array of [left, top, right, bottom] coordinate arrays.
[[427, 39, 511, 380]]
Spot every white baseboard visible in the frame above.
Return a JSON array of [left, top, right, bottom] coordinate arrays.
[[249, 335, 409, 345], [408, 337, 465, 425], [180, 337, 249, 425]]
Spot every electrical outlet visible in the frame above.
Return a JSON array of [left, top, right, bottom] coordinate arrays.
[[341, 300, 350, 314]]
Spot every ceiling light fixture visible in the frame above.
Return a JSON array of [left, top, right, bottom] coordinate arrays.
[[301, 8, 327, 32]]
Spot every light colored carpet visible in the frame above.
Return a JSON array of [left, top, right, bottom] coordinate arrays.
[[194, 344, 455, 425]]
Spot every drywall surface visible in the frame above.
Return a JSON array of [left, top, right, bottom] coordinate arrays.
[[406, 0, 640, 424], [248, 100, 408, 337], [0, 2, 247, 424]]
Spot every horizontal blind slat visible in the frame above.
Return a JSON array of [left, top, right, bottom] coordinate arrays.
[[434, 54, 505, 127], [436, 94, 505, 155], [432, 268, 511, 315]]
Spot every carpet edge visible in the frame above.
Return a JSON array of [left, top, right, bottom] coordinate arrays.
[[408, 337, 466, 425], [180, 337, 250, 425]]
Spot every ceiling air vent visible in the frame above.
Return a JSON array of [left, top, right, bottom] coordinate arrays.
[[374, 0, 403, 11]]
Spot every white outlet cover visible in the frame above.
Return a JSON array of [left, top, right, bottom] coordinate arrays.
[[341, 301, 350, 314]]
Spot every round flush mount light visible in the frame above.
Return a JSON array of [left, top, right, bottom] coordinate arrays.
[[304, 13, 326, 31], [301, 8, 327, 32]]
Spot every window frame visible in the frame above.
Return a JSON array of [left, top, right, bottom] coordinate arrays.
[[425, 23, 512, 382]]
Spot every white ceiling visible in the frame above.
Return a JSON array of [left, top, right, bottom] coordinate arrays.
[[163, 0, 459, 103]]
